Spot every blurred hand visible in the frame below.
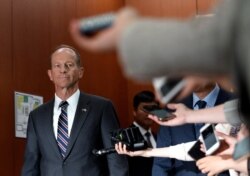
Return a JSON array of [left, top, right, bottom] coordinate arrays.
[[196, 155, 232, 176], [214, 131, 237, 156], [115, 142, 151, 157], [69, 7, 138, 52], [148, 103, 191, 126]]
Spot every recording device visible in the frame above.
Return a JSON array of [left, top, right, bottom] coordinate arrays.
[[92, 126, 148, 156], [233, 136, 250, 160], [142, 104, 175, 121], [200, 124, 220, 155], [79, 13, 115, 36], [187, 140, 205, 160], [152, 77, 186, 104]]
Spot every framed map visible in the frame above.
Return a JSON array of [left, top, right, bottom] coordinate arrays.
[[14, 91, 43, 138]]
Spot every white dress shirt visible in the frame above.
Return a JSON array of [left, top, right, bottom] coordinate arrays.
[[133, 121, 156, 148], [53, 89, 80, 138], [193, 84, 220, 110]]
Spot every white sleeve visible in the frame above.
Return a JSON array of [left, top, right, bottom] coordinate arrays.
[[166, 141, 196, 161]]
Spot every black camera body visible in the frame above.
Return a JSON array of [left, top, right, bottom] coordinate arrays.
[[92, 126, 148, 156], [111, 127, 148, 151]]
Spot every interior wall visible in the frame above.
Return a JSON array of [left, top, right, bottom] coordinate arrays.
[[197, 0, 220, 15], [126, 0, 196, 17], [0, 0, 218, 175], [0, 0, 13, 175]]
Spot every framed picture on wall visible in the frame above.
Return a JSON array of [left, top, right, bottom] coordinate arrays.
[[14, 91, 43, 138]]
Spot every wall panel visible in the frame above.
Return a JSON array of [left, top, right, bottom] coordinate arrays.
[[12, 0, 52, 174], [197, 0, 220, 15], [126, 0, 196, 18], [0, 0, 13, 175]]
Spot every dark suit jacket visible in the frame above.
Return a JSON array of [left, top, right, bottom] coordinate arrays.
[[21, 92, 129, 176], [152, 88, 236, 176], [128, 123, 156, 176]]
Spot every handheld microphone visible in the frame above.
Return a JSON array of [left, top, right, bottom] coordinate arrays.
[[92, 147, 116, 156], [79, 13, 115, 36]]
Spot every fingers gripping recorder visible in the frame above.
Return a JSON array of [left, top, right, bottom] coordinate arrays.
[[79, 13, 115, 36]]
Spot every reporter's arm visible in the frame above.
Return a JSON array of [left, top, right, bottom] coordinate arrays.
[[115, 141, 195, 161], [142, 142, 195, 161], [148, 99, 240, 126], [148, 103, 226, 126]]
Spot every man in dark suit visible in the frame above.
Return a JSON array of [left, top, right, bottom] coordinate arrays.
[[21, 45, 128, 176], [152, 82, 235, 176], [128, 90, 157, 176]]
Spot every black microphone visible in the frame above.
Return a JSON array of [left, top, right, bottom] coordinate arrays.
[[79, 13, 115, 36], [92, 147, 116, 156]]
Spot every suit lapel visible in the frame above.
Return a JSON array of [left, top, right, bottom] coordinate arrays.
[[43, 100, 62, 159], [181, 95, 193, 109], [64, 93, 90, 159], [214, 89, 235, 106]]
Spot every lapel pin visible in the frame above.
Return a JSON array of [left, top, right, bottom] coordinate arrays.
[[82, 108, 87, 112]]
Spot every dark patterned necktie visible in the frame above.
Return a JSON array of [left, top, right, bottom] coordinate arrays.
[[145, 131, 153, 148], [196, 100, 207, 109], [195, 100, 207, 139], [57, 101, 69, 158]]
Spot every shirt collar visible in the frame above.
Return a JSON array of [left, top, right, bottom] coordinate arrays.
[[133, 121, 152, 135], [193, 84, 220, 108], [55, 89, 80, 109]]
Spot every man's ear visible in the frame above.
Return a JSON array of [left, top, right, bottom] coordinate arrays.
[[79, 67, 84, 78], [47, 70, 53, 81], [133, 110, 136, 117]]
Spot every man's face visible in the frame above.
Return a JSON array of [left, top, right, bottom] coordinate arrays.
[[133, 102, 155, 129], [48, 48, 83, 90]]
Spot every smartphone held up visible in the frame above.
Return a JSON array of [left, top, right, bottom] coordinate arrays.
[[152, 76, 186, 104], [79, 13, 115, 36], [142, 104, 175, 121], [200, 124, 221, 155]]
